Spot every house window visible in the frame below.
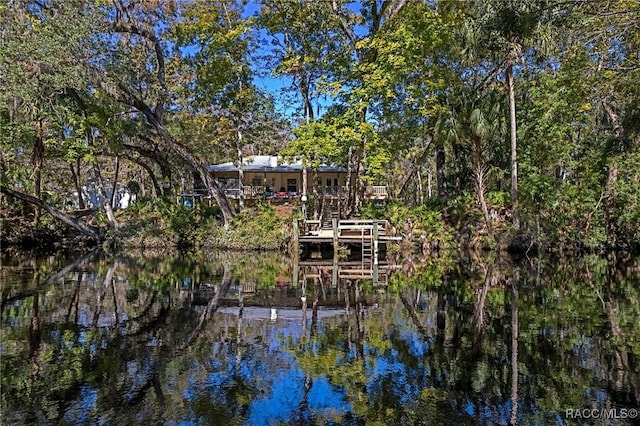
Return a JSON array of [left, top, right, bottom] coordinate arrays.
[[251, 176, 263, 186], [287, 178, 297, 193]]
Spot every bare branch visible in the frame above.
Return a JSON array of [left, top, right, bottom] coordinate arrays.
[[111, 16, 167, 115], [331, 0, 360, 59]]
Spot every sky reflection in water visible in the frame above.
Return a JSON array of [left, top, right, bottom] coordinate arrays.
[[0, 252, 638, 425]]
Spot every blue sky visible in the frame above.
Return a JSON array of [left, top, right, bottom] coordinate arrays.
[[241, 0, 360, 120]]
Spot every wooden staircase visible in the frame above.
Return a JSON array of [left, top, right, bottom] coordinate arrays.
[[320, 196, 341, 229], [361, 229, 373, 266]]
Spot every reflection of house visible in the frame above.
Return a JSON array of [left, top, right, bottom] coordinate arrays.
[[207, 155, 388, 201]]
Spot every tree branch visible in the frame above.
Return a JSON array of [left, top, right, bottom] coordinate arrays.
[[0, 185, 102, 241], [111, 15, 167, 116], [331, 0, 360, 59]]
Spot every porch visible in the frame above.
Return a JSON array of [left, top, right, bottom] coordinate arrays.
[[220, 185, 388, 201]]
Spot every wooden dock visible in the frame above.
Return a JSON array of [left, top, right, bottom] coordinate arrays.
[[293, 218, 401, 266]]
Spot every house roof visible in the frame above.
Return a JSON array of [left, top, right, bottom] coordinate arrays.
[[207, 155, 348, 173]]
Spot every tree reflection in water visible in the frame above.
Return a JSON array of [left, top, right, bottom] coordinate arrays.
[[1, 251, 638, 425]]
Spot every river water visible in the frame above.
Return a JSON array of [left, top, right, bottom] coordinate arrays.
[[1, 250, 638, 425]]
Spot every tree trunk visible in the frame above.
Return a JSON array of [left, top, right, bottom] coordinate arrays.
[[32, 119, 44, 225], [123, 138, 172, 197], [302, 162, 307, 197], [436, 148, 447, 199], [237, 134, 244, 210], [93, 165, 119, 229], [70, 159, 86, 209], [416, 168, 423, 204], [301, 74, 314, 124], [139, 166, 147, 198], [452, 141, 461, 195], [67, 88, 123, 228], [507, 63, 519, 230], [300, 73, 314, 199], [124, 96, 235, 225], [354, 153, 365, 214], [122, 156, 161, 197], [345, 146, 353, 216], [312, 169, 320, 219], [1, 185, 102, 241], [473, 136, 493, 235], [110, 155, 120, 208]]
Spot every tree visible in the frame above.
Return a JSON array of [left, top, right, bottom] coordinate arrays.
[[515, 0, 640, 248], [362, 0, 461, 203], [0, 0, 101, 224], [464, 0, 559, 230], [327, 0, 411, 213], [173, 0, 289, 210], [258, 0, 337, 125], [97, 0, 237, 225], [437, 92, 507, 235]]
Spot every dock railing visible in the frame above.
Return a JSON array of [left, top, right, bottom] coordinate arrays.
[[303, 220, 322, 236], [296, 218, 390, 240], [337, 219, 387, 237]]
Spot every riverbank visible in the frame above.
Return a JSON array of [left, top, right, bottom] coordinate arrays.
[[2, 195, 638, 258]]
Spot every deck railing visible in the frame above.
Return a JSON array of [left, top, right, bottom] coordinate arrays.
[[243, 185, 264, 197], [219, 185, 388, 200], [365, 185, 388, 199]]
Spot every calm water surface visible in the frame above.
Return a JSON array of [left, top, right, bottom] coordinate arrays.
[[1, 250, 638, 425]]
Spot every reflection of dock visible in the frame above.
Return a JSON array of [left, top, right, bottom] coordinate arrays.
[[295, 259, 399, 287], [298, 259, 395, 284], [217, 306, 347, 321]]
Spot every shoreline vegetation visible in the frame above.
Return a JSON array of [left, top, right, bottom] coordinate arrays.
[[2, 194, 637, 262]]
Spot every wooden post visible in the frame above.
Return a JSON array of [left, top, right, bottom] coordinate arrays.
[[293, 255, 299, 288], [302, 162, 307, 197], [373, 221, 379, 266], [332, 217, 339, 287], [293, 219, 299, 255]]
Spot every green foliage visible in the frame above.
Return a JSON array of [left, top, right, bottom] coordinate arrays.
[[362, 201, 457, 291], [284, 121, 343, 167], [106, 197, 220, 251], [1, 0, 640, 255], [362, 201, 455, 248], [485, 191, 509, 207], [446, 192, 479, 227], [206, 203, 291, 250], [171, 0, 252, 103], [606, 151, 640, 248]]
